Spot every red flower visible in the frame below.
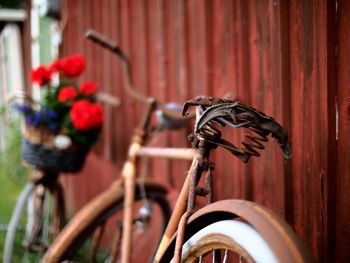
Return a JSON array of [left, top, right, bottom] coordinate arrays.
[[30, 66, 52, 85], [58, 86, 78, 102], [49, 59, 61, 73], [58, 54, 85, 77], [80, 81, 98, 95], [70, 100, 103, 131]]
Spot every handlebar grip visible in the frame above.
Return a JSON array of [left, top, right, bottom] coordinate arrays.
[[85, 29, 122, 55], [96, 92, 121, 107]]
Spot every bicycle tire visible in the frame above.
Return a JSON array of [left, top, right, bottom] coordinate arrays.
[[3, 179, 62, 263], [42, 180, 171, 263], [172, 220, 278, 262], [159, 199, 314, 263], [3, 182, 35, 263]]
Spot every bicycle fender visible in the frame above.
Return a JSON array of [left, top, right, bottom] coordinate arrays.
[[158, 199, 314, 263]]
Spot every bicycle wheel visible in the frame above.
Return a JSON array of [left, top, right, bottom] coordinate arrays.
[[3, 180, 63, 263], [3, 182, 35, 263], [159, 200, 314, 263], [172, 220, 277, 262], [42, 180, 171, 263]]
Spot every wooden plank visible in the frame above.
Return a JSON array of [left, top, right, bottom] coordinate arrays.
[[248, 1, 289, 215], [228, 0, 253, 201], [145, 0, 170, 185], [288, 0, 336, 261], [101, 0, 113, 161], [336, 0, 350, 261], [164, 0, 193, 190], [109, 0, 123, 165]]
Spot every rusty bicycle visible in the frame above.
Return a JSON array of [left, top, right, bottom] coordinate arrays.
[[42, 30, 314, 263], [39, 30, 194, 262]]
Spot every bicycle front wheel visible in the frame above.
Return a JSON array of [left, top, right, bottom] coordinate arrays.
[[42, 180, 171, 263], [174, 220, 277, 263]]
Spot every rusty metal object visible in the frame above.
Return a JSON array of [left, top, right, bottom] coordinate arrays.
[[184, 200, 315, 263], [173, 140, 215, 262], [49, 179, 66, 240], [155, 166, 194, 262], [21, 170, 65, 252], [183, 96, 291, 163], [90, 224, 105, 261], [157, 199, 314, 262], [42, 180, 168, 262], [23, 185, 46, 251], [109, 222, 123, 262], [205, 166, 214, 205], [181, 233, 254, 263], [136, 147, 194, 160], [173, 211, 193, 263], [182, 96, 238, 117]]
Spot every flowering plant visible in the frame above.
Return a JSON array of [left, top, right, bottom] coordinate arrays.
[[15, 54, 103, 147]]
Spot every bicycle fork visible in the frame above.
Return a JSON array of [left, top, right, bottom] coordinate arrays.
[[154, 141, 214, 263]]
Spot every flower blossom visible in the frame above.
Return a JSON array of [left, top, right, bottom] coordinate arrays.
[[80, 81, 98, 95], [26, 112, 42, 126], [58, 54, 85, 77], [49, 59, 61, 72], [30, 66, 52, 85], [70, 100, 103, 131], [58, 86, 78, 102]]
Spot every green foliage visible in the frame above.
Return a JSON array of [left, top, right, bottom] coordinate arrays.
[[0, 109, 28, 261], [0, 118, 28, 217]]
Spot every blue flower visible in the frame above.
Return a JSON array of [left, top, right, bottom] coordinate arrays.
[[48, 123, 59, 132], [46, 110, 58, 120], [12, 103, 31, 114], [26, 112, 42, 126], [39, 107, 58, 122]]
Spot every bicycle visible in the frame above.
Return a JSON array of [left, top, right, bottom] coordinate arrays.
[[1, 91, 124, 263], [42, 30, 314, 263]]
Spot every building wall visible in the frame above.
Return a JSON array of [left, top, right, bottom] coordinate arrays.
[[59, 1, 349, 262]]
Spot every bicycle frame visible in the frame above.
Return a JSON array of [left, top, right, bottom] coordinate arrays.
[[117, 100, 194, 263], [154, 128, 213, 263], [118, 101, 214, 263]]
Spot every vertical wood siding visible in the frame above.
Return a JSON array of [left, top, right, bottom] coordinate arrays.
[[336, 0, 350, 262], [59, 0, 347, 261]]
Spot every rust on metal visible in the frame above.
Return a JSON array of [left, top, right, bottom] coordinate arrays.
[[183, 96, 291, 163], [185, 199, 315, 263], [173, 211, 192, 263], [181, 233, 254, 263]]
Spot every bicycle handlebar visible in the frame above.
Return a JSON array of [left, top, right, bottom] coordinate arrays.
[[85, 29, 194, 129], [85, 29, 152, 104]]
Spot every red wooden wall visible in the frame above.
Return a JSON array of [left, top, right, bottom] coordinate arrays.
[[58, 0, 349, 262]]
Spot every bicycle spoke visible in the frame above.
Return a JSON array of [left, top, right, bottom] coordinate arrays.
[[90, 223, 106, 261], [212, 249, 221, 262], [223, 249, 228, 263], [109, 222, 123, 262]]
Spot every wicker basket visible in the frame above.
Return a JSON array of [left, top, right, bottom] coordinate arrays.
[[21, 125, 89, 173]]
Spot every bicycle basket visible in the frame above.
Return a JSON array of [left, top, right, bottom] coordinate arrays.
[[21, 125, 89, 173]]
